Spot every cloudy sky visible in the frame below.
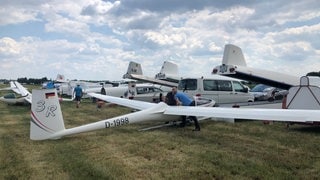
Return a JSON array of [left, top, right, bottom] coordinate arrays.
[[0, 0, 319, 81]]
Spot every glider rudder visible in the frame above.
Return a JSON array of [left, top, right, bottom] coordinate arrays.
[[222, 44, 247, 66], [30, 89, 65, 140]]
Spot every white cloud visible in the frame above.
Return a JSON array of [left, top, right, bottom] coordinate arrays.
[[0, 6, 39, 25], [0, 37, 21, 55]]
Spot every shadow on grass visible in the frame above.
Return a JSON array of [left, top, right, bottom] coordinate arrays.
[[290, 125, 320, 134]]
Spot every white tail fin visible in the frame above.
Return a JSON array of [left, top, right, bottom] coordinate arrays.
[[30, 89, 171, 140], [157, 61, 178, 76], [30, 89, 65, 140], [56, 74, 66, 82], [155, 61, 180, 82], [222, 44, 247, 66], [123, 61, 143, 79]]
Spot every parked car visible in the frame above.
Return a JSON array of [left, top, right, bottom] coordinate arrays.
[[250, 84, 288, 101]]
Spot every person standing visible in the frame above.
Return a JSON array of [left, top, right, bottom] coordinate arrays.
[[96, 85, 106, 110], [172, 86, 200, 131], [74, 84, 83, 108], [100, 85, 106, 95]]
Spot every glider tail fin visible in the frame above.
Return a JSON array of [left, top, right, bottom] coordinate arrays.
[[56, 74, 67, 83], [222, 44, 247, 66], [155, 61, 179, 80], [30, 89, 65, 140], [123, 61, 143, 79], [159, 61, 178, 76]]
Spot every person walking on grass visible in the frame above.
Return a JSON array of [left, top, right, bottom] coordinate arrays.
[[74, 84, 83, 108]]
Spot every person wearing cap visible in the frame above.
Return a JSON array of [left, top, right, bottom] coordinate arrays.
[[74, 84, 83, 108]]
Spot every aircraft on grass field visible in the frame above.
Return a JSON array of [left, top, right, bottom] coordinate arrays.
[[100, 82, 172, 103], [211, 44, 299, 90], [0, 81, 74, 105], [0, 81, 32, 105], [56, 74, 110, 98], [123, 61, 255, 105], [30, 88, 320, 140], [212, 44, 320, 125], [0, 81, 21, 93]]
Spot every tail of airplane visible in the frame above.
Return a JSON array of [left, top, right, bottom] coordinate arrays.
[[56, 74, 68, 83], [30, 89, 173, 140], [222, 44, 247, 66], [155, 61, 178, 77], [155, 61, 180, 83], [30, 89, 65, 140], [123, 61, 143, 79]]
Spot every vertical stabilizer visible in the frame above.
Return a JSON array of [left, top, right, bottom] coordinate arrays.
[[155, 61, 179, 82], [159, 61, 178, 76], [30, 89, 65, 140], [123, 61, 143, 77], [56, 74, 66, 82], [222, 44, 247, 66]]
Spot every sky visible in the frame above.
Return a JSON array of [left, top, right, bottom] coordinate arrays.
[[0, 0, 319, 81]]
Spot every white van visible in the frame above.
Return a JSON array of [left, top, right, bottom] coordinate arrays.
[[178, 76, 254, 104]]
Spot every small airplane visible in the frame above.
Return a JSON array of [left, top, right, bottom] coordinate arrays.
[[211, 44, 299, 90], [56, 75, 110, 97], [101, 82, 172, 103], [30, 88, 320, 140], [0, 81, 32, 105], [0, 81, 74, 105], [0, 81, 20, 93], [212, 44, 320, 125], [54, 72, 172, 103]]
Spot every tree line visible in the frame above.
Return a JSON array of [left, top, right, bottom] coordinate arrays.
[[306, 71, 320, 77], [17, 77, 49, 85]]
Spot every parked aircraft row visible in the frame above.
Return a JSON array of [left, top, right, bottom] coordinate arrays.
[[123, 61, 255, 105], [30, 81, 320, 140], [2, 43, 319, 141], [27, 43, 320, 140], [1, 51, 256, 106]]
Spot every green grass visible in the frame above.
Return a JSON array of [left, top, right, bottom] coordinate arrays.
[[1, 84, 320, 179]]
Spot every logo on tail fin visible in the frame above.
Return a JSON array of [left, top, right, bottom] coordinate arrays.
[[35, 100, 57, 117]]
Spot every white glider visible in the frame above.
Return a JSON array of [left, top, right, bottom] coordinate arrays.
[[0, 81, 74, 105], [30, 89, 320, 140], [0, 81, 32, 104]]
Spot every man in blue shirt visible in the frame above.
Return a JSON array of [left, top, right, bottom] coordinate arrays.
[[165, 91, 176, 105], [74, 84, 83, 108], [172, 86, 200, 131]]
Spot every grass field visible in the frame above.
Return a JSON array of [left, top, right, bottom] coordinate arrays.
[[1, 84, 320, 179]]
